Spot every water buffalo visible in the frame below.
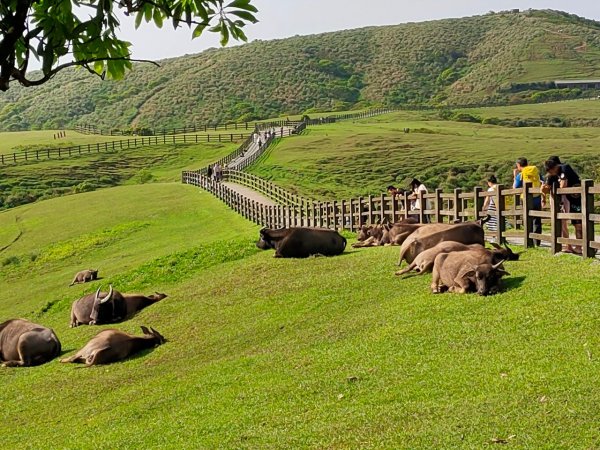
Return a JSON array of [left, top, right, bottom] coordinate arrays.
[[69, 269, 99, 286], [60, 326, 165, 366], [0, 319, 61, 367], [397, 222, 486, 266], [431, 250, 509, 296], [353, 220, 421, 248], [69, 285, 168, 327], [396, 241, 519, 276], [257, 227, 346, 258]]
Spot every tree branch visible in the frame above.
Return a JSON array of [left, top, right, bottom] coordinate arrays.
[[8, 56, 161, 88]]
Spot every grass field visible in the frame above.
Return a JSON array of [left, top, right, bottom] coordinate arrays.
[[248, 112, 600, 199], [0, 140, 238, 209], [1, 183, 599, 448], [0, 130, 126, 155]]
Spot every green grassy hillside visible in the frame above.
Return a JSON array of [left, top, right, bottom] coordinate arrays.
[[1, 184, 599, 448], [3, 9, 600, 131], [249, 112, 600, 199], [0, 140, 237, 210]]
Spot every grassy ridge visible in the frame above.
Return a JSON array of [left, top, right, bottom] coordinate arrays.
[[249, 112, 600, 199], [0, 140, 237, 209], [0, 185, 599, 447], [3, 10, 600, 130]]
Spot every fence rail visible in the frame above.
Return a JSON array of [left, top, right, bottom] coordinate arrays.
[[183, 170, 600, 258], [0, 132, 252, 166]]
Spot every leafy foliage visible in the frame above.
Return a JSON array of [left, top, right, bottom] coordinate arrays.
[[0, 0, 257, 91]]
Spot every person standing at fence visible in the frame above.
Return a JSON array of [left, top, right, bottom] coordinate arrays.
[[513, 157, 543, 246], [408, 178, 430, 223], [207, 165, 213, 179], [213, 163, 222, 182], [482, 175, 499, 240], [543, 158, 583, 254], [542, 156, 571, 252]]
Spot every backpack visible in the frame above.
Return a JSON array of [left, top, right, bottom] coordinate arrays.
[[520, 165, 541, 197]]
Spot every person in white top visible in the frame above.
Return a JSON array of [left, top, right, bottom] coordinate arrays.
[[409, 178, 430, 223]]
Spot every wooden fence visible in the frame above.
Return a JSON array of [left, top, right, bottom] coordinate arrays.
[[182, 170, 600, 258], [0, 132, 253, 166], [74, 108, 395, 137]]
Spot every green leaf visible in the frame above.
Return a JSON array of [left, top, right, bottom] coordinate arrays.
[[220, 22, 230, 46], [192, 23, 207, 38], [226, 0, 258, 12], [153, 8, 163, 28], [135, 10, 144, 28], [144, 4, 152, 22], [229, 10, 257, 23]]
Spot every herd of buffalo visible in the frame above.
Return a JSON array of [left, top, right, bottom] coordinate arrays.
[[256, 216, 519, 296], [2, 219, 518, 369], [0, 273, 167, 368]]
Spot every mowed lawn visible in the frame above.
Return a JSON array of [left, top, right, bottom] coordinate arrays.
[[248, 113, 600, 199], [1, 185, 599, 448]]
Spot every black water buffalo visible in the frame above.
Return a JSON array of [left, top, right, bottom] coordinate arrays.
[[257, 227, 347, 258], [0, 319, 61, 367], [69, 285, 168, 327], [61, 326, 165, 366], [70, 269, 99, 286]]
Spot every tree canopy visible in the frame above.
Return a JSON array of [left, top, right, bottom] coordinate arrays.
[[0, 0, 257, 91]]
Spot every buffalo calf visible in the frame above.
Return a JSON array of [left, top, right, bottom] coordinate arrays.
[[257, 227, 346, 258]]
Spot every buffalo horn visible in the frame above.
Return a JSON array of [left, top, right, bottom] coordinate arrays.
[[99, 284, 113, 304], [492, 260, 505, 270]]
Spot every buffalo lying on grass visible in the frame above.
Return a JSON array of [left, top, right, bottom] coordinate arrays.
[[70, 269, 99, 286], [431, 250, 509, 296], [353, 220, 422, 248], [69, 285, 168, 327], [257, 227, 347, 258], [0, 319, 61, 367], [61, 326, 165, 366], [397, 222, 486, 266], [396, 241, 519, 276]]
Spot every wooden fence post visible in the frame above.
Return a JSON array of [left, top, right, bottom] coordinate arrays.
[[419, 190, 426, 223], [403, 192, 410, 220], [380, 193, 386, 223], [522, 182, 533, 248], [453, 188, 462, 222], [358, 197, 364, 227], [473, 186, 483, 221], [581, 180, 596, 258], [434, 188, 442, 223], [368, 195, 374, 224], [496, 184, 505, 244], [549, 186, 560, 254]]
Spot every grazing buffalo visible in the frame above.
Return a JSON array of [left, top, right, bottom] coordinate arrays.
[[69, 285, 168, 327], [61, 326, 165, 366], [70, 269, 99, 286], [431, 250, 509, 296], [396, 241, 519, 277], [397, 222, 486, 266], [257, 227, 346, 258], [0, 319, 61, 367]]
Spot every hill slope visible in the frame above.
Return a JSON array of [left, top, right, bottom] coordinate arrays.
[[1, 184, 599, 448], [3, 9, 600, 131]]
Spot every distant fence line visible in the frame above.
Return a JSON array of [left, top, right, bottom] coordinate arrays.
[[0, 132, 254, 166], [74, 108, 394, 137], [183, 170, 600, 258]]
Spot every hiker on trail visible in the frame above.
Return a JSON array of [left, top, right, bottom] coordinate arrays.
[[513, 157, 544, 246], [258, 138, 262, 148], [408, 178, 430, 223], [482, 175, 499, 239], [213, 163, 222, 182], [542, 158, 583, 254]]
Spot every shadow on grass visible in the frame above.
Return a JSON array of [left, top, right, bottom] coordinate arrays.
[[503, 275, 526, 291]]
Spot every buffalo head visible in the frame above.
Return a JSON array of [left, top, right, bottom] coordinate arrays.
[[461, 261, 510, 296]]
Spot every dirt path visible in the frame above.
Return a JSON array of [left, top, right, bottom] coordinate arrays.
[[222, 182, 276, 206]]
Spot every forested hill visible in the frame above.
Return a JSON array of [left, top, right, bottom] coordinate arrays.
[[2, 9, 600, 131]]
